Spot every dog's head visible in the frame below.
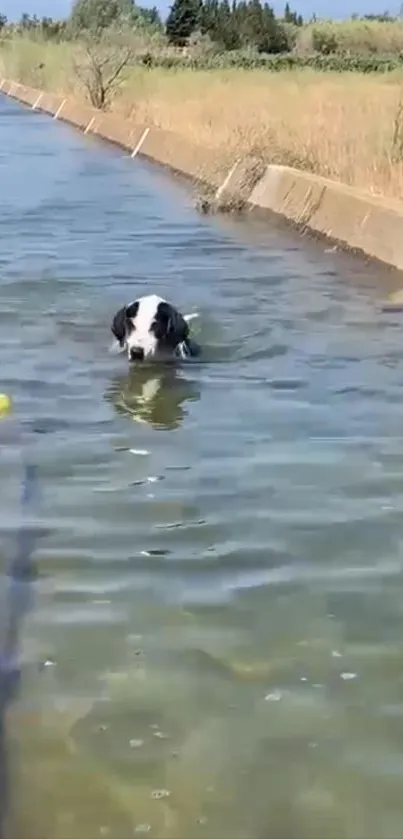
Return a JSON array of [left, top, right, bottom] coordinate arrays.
[[111, 294, 189, 362]]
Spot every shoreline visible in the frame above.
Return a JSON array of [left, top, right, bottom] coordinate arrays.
[[3, 77, 403, 273]]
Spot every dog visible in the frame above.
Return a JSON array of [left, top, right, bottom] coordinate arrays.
[[110, 294, 201, 362]]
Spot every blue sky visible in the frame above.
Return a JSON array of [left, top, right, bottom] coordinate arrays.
[[1, 0, 400, 24]]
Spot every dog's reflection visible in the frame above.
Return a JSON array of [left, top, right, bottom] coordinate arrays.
[[105, 365, 200, 430]]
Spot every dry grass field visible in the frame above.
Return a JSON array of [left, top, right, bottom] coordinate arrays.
[[2, 36, 403, 200]]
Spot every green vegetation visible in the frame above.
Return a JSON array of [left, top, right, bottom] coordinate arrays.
[[138, 50, 403, 71], [166, 0, 201, 45], [70, 0, 162, 36], [3, 1, 403, 67]]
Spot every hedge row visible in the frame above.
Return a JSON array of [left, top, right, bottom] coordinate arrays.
[[138, 50, 403, 72]]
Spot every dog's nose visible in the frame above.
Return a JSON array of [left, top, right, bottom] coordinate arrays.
[[130, 347, 145, 361]]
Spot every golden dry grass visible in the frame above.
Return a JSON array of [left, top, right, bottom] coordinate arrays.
[[113, 67, 403, 199], [3, 37, 403, 201]]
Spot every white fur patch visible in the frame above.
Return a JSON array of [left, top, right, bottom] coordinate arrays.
[[125, 294, 163, 360]]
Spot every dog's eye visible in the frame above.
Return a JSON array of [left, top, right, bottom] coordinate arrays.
[[152, 318, 166, 339]]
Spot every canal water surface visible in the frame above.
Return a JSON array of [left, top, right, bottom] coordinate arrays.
[[1, 94, 403, 839]]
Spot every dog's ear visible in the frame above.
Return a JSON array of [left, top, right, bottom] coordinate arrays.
[[126, 300, 140, 321], [111, 306, 128, 347], [111, 301, 139, 347], [156, 302, 189, 347]]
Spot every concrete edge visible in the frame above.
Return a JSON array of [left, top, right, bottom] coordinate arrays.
[[2, 78, 403, 271]]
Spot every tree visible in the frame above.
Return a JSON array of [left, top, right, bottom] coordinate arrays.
[[70, 0, 134, 34], [284, 2, 303, 25], [363, 10, 393, 19], [199, 0, 291, 53], [200, 0, 239, 48], [20, 12, 35, 29], [216, 0, 240, 48], [199, 0, 219, 40], [73, 33, 134, 108], [230, 0, 288, 52], [166, 0, 201, 45], [40, 16, 67, 39], [0, 13, 6, 30], [133, 4, 162, 29]]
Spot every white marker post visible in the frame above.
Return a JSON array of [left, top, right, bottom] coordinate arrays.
[[53, 99, 66, 120], [131, 127, 149, 159], [84, 116, 95, 135], [32, 92, 43, 111], [215, 158, 240, 203]]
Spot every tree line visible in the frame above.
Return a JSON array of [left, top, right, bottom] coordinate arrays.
[[0, 0, 303, 53], [1, 1, 402, 56]]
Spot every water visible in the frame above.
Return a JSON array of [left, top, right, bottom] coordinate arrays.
[[1, 94, 403, 839]]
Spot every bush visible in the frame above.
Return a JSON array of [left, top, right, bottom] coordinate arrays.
[[300, 19, 403, 57], [73, 27, 136, 108], [69, 0, 162, 37], [137, 48, 403, 72], [311, 27, 338, 54]]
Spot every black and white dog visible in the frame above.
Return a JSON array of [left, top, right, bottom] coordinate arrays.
[[110, 294, 201, 363]]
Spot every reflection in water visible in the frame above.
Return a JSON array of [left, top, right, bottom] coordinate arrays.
[[105, 365, 200, 430]]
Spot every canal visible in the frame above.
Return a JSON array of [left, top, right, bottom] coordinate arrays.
[[1, 94, 403, 839]]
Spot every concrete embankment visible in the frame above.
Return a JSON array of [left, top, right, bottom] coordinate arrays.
[[2, 78, 403, 272]]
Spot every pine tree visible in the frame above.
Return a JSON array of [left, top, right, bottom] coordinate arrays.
[[217, 0, 240, 48], [199, 0, 219, 39], [241, 0, 262, 46], [284, 2, 303, 25], [166, 0, 201, 45], [262, 2, 288, 50]]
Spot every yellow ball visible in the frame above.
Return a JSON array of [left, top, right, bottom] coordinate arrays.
[[0, 393, 12, 417]]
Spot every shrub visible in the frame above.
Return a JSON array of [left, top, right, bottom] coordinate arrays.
[[73, 28, 135, 108], [137, 48, 403, 72], [300, 19, 403, 57]]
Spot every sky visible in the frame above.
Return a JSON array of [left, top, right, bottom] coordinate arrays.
[[1, 0, 400, 25]]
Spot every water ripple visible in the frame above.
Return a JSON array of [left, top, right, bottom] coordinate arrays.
[[2, 96, 403, 839]]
